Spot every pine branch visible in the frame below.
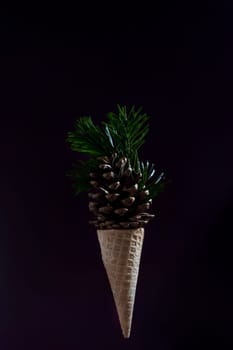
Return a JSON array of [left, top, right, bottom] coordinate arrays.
[[104, 105, 149, 170], [66, 105, 168, 195], [66, 158, 99, 195], [139, 161, 166, 199], [66, 116, 114, 156]]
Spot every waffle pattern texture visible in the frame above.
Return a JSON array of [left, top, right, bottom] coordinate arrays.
[[97, 228, 144, 338]]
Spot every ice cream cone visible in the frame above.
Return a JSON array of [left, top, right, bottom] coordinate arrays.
[[97, 228, 144, 338]]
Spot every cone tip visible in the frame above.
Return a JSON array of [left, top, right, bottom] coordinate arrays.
[[123, 331, 131, 339]]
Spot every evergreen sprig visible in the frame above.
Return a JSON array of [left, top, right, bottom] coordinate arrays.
[[67, 116, 114, 156], [66, 105, 167, 196], [104, 105, 149, 171], [66, 158, 99, 195], [139, 161, 167, 199]]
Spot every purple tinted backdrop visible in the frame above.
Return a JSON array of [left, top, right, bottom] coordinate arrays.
[[0, 2, 233, 349]]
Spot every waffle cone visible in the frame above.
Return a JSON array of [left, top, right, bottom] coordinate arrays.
[[97, 228, 144, 338]]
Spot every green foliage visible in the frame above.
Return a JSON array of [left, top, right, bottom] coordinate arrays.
[[139, 161, 167, 199], [103, 105, 149, 171], [66, 105, 149, 163], [66, 116, 114, 156], [66, 158, 99, 195], [66, 105, 167, 196]]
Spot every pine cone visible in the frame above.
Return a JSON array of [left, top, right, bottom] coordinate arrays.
[[88, 154, 155, 229]]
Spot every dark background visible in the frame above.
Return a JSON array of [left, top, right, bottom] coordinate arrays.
[[0, 2, 233, 349]]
